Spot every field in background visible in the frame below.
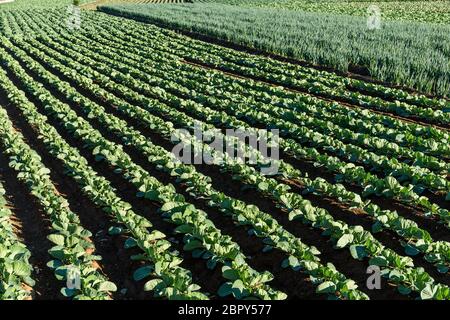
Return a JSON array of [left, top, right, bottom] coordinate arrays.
[[81, 0, 187, 10], [201, 0, 450, 24], [0, 0, 449, 301], [100, 3, 450, 97]]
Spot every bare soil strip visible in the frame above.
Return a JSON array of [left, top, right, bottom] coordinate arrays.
[[0, 152, 62, 300]]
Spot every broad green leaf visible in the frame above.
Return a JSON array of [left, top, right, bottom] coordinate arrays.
[[48, 234, 65, 246], [404, 244, 420, 256], [144, 279, 163, 292], [124, 238, 137, 249], [61, 287, 77, 298], [349, 245, 367, 260], [13, 261, 31, 277], [369, 256, 388, 267], [133, 266, 153, 281], [217, 282, 232, 297], [420, 284, 437, 300], [336, 234, 353, 249], [98, 281, 117, 292], [316, 281, 336, 294], [222, 267, 239, 281], [108, 226, 123, 235]]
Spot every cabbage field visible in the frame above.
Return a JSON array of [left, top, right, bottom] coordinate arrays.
[[0, 0, 449, 301]]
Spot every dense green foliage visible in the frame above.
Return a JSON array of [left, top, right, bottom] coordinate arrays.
[[0, 0, 448, 301], [0, 0, 93, 8], [100, 3, 450, 97], [203, 0, 450, 24], [0, 182, 34, 300]]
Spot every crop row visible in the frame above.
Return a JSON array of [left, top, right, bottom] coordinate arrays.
[[2, 34, 375, 300], [0, 40, 292, 300], [16, 23, 450, 266], [99, 4, 450, 101], [3, 29, 449, 298], [0, 49, 214, 301], [0, 97, 116, 299], [0, 180, 34, 299], [39, 16, 450, 216], [209, 0, 450, 24]]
